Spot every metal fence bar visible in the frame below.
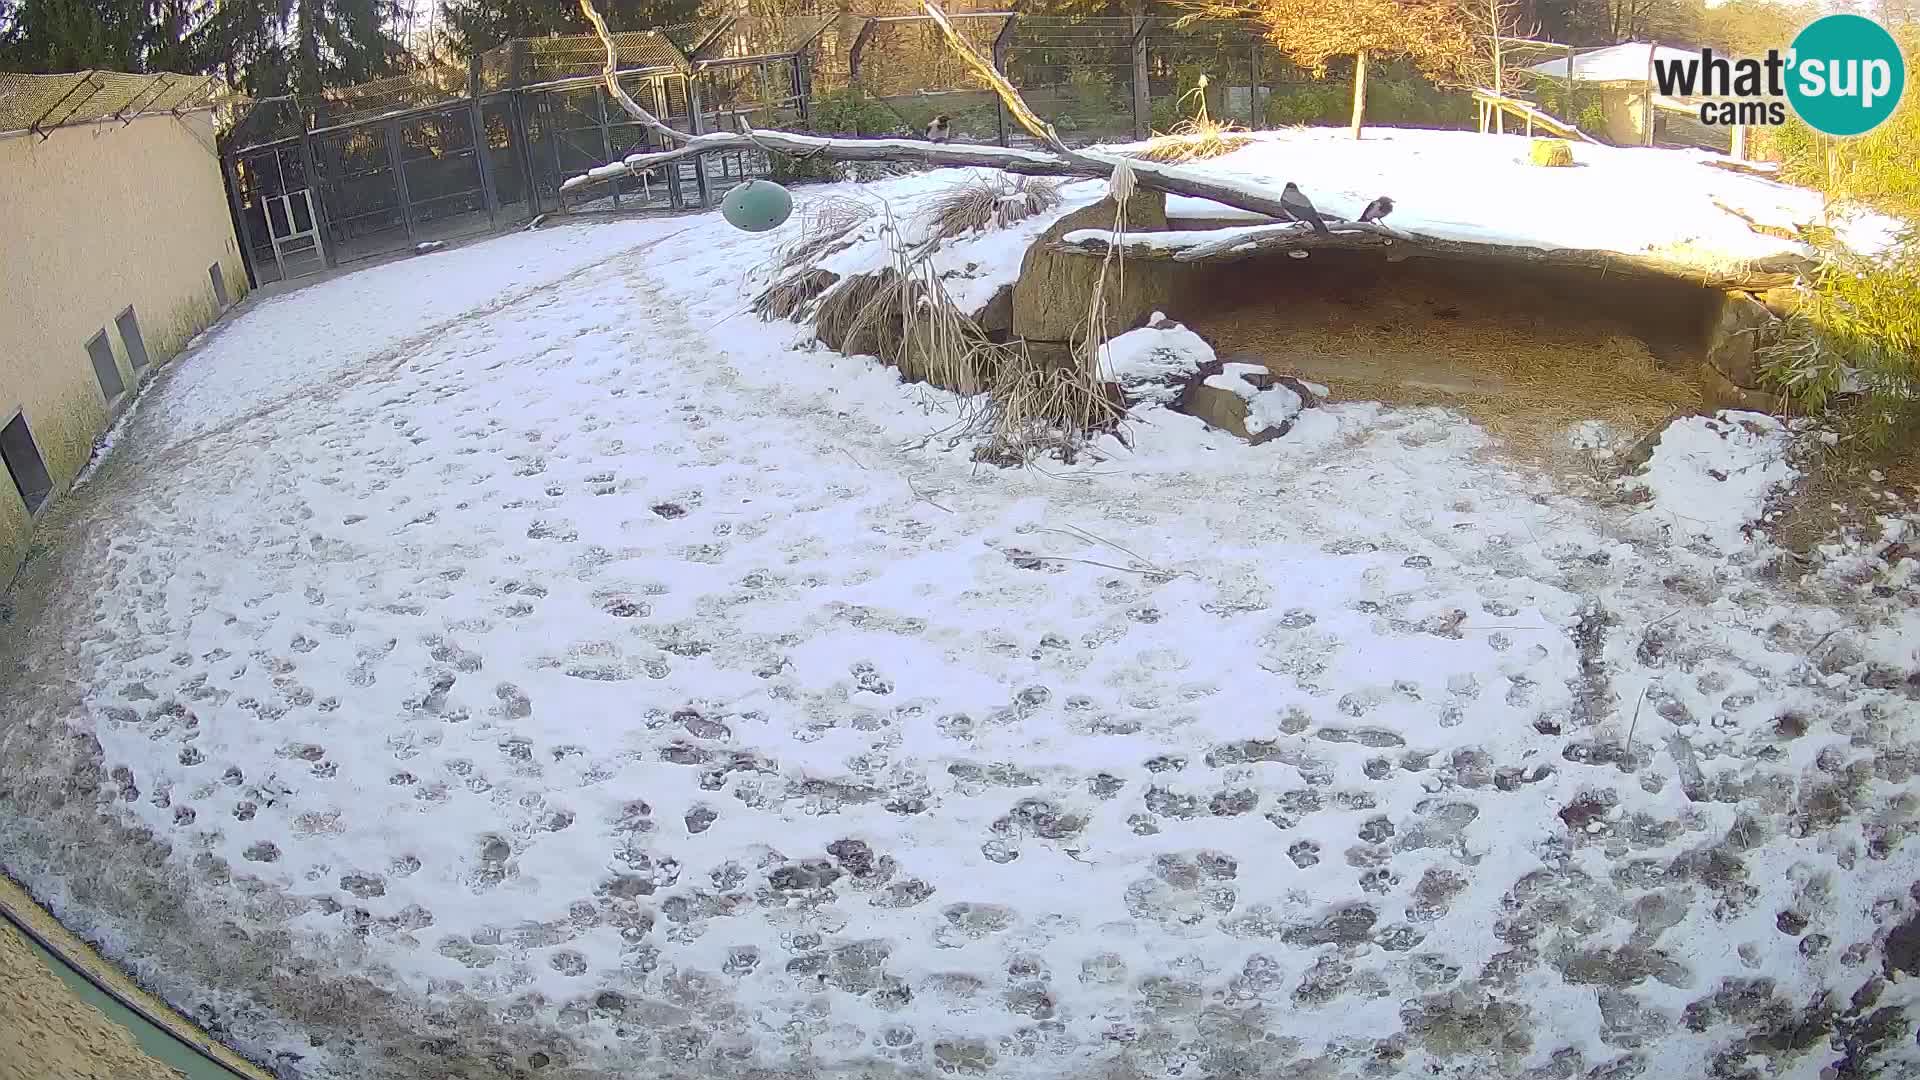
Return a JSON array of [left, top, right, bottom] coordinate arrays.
[[384, 118, 417, 245]]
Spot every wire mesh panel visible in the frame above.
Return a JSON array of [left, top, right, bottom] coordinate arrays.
[[0, 70, 224, 135], [1006, 17, 1138, 145], [480, 99, 530, 212], [314, 124, 409, 263], [312, 68, 469, 130], [399, 105, 494, 243], [522, 31, 687, 86], [845, 14, 1009, 141], [1142, 18, 1294, 129]]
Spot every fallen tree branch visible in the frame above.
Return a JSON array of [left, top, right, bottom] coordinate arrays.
[[1052, 222, 1813, 289], [562, 125, 1325, 225], [563, 0, 1331, 226]]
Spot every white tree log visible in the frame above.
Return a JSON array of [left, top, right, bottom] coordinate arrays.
[[1052, 222, 1813, 289]]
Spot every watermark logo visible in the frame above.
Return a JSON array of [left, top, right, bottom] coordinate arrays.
[[1649, 14, 1906, 137], [1786, 14, 1904, 136]]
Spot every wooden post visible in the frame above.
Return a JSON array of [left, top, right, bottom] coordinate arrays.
[[1130, 6, 1151, 141], [1350, 49, 1367, 139], [1565, 43, 1575, 124], [688, 75, 711, 206], [1250, 41, 1261, 128], [1492, 28, 1503, 135], [1643, 41, 1656, 147], [993, 14, 1018, 146]]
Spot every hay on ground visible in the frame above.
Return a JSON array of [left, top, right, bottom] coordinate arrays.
[[1529, 138, 1575, 167], [1190, 289, 1702, 473], [918, 175, 1063, 242], [1128, 117, 1254, 164]]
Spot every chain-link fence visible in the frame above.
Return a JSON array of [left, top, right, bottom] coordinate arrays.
[[216, 12, 1407, 288], [0, 70, 227, 136]]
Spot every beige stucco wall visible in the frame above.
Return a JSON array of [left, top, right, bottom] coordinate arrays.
[[0, 109, 246, 584]]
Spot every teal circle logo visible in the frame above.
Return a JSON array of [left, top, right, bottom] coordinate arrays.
[[1787, 14, 1905, 136]]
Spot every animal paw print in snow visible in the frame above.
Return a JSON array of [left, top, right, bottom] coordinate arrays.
[[1360, 868, 1397, 895], [851, 661, 893, 695]]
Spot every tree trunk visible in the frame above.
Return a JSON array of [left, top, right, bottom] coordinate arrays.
[[1350, 49, 1368, 140], [1490, 1, 1503, 135]]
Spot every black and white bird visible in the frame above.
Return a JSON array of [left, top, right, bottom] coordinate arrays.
[[925, 114, 953, 144], [1280, 182, 1330, 235], [1358, 195, 1394, 223]]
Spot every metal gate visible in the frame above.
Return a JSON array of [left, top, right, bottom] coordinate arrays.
[[263, 190, 326, 280], [229, 142, 322, 285]]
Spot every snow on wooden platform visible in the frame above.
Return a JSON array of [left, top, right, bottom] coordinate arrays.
[[1155, 127, 1895, 263]]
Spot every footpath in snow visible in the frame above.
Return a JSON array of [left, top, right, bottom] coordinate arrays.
[[0, 167, 1916, 1080]]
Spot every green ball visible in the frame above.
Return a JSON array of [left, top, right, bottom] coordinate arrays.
[[720, 179, 793, 233]]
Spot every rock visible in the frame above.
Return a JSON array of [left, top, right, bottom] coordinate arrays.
[[1012, 190, 1179, 345], [1707, 291, 1776, 389], [1176, 360, 1303, 444], [1274, 375, 1327, 408], [1181, 375, 1258, 442], [973, 284, 1014, 342], [1618, 420, 1672, 471], [1697, 363, 1786, 415], [1108, 317, 1218, 405]]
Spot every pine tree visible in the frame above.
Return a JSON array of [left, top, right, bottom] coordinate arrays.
[[0, 0, 143, 72], [203, 0, 408, 98]]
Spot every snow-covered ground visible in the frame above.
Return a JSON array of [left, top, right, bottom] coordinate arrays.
[[3, 166, 1919, 1080]]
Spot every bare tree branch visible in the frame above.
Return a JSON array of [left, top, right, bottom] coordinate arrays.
[[577, 0, 686, 146], [563, 0, 1338, 228]]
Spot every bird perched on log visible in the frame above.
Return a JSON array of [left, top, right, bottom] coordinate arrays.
[[925, 114, 953, 144], [1280, 182, 1330, 235], [1358, 196, 1394, 223]]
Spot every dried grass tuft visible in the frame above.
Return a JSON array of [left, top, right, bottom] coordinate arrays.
[[776, 197, 868, 275], [814, 269, 906, 360], [1129, 115, 1254, 163], [810, 243, 993, 395], [805, 205, 1129, 463], [753, 268, 840, 322], [1127, 74, 1253, 163], [919, 175, 1063, 242], [977, 345, 1127, 462]]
